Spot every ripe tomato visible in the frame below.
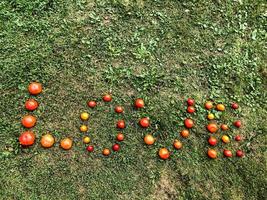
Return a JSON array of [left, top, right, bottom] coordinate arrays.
[[102, 148, 111, 156], [80, 112, 89, 121], [115, 106, 124, 113], [103, 94, 112, 102], [144, 134, 155, 145], [221, 135, 230, 143], [173, 140, 182, 150], [60, 138, 73, 150], [221, 124, 229, 131], [139, 117, 150, 128], [187, 106, 195, 113], [117, 120, 126, 129], [223, 149, 232, 157], [21, 115, 37, 128], [83, 136, 90, 144], [231, 103, 239, 110], [236, 150, 244, 157], [135, 98, 144, 108], [116, 133, 124, 141], [235, 135, 242, 141], [87, 100, 97, 108], [205, 101, 213, 110], [184, 118, 194, 129], [206, 123, 218, 133], [207, 149, 217, 159], [208, 136, 217, 146], [216, 104, 225, 111], [40, 133, 55, 148], [28, 82, 42, 95], [180, 129, 190, 138], [86, 145, 94, 152], [187, 98, 195, 106], [207, 113, 215, 120], [234, 120, 241, 128], [158, 148, 170, 160], [25, 99, 39, 111], [19, 131, 35, 146], [80, 125, 88, 132], [112, 144, 120, 151]]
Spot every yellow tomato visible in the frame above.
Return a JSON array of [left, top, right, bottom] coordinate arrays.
[[222, 135, 230, 143], [80, 112, 89, 121], [207, 113, 215, 120], [80, 125, 88, 132], [83, 136, 90, 144]]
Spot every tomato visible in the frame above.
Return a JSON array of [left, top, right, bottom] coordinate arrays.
[[21, 115, 37, 128], [117, 120, 126, 129], [234, 120, 241, 128], [86, 145, 94, 152], [83, 136, 90, 144], [187, 98, 195, 106], [103, 94, 112, 102], [206, 123, 218, 133], [180, 129, 190, 138], [115, 106, 124, 113], [87, 100, 97, 108], [207, 149, 217, 159], [184, 118, 194, 129], [173, 140, 182, 150], [216, 104, 225, 111], [116, 133, 124, 141], [158, 148, 170, 160], [112, 144, 120, 151], [135, 98, 144, 108], [205, 101, 213, 110], [102, 148, 111, 156], [221, 135, 230, 143], [231, 103, 239, 110], [207, 113, 215, 120], [80, 125, 88, 132], [223, 149, 232, 157], [19, 131, 35, 146], [28, 82, 42, 95], [144, 134, 155, 145], [235, 135, 242, 141], [187, 106, 195, 113], [60, 138, 73, 150], [25, 99, 39, 111], [80, 112, 89, 121], [139, 117, 150, 128], [40, 133, 55, 148], [221, 124, 229, 131], [208, 136, 217, 146], [236, 150, 244, 157]]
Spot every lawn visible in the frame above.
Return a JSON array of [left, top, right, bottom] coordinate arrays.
[[0, 0, 266, 199]]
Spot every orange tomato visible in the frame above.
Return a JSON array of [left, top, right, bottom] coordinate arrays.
[[221, 124, 229, 131], [173, 140, 182, 150], [102, 148, 111, 156], [135, 98, 144, 108], [207, 149, 217, 159], [28, 82, 42, 95], [216, 104, 225, 111], [21, 115, 37, 128], [144, 134, 155, 145], [25, 99, 39, 111], [19, 131, 35, 146], [40, 134, 55, 148], [180, 129, 190, 138], [80, 125, 88, 132], [206, 123, 218, 133], [158, 148, 170, 160], [60, 138, 73, 150], [116, 133, 124, 141]]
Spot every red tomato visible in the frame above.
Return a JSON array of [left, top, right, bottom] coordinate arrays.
[[223, 149, 232, 157], [117, 120, 126, 129], [139, 117, 150, 128], [236, 150, 244, 157], [116, 133, 124, 141], [205, 101, 213, 110], [184, 118, 194, 129], [187, 98, 195, 106], [231, 103, 239, 110], [28, 82, 42, 95], [86, 145, 94, 152], [103, 94, 112, 102], [158, 148, 170, 160], [234, 120, 241, 128], [135, 98, 144, 108], [19, 131, 35, 146], [112, 144, 120, 151], [208, 136, 217, 146], [25, 99, 39, 111], [115, 106, 124, 113], [21, 115, 37, 128], [206, 123, 218, 133], [187, 106, 195, 113], [235, 135, 242, 141], [207, 149, 217, 159], [87, 101, 97, 108]]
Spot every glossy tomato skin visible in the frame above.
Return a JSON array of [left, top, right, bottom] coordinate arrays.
[[205, 101, 213, 110], [180, 129, 190, 138], [221, 124, 229, 131], [236, 150, 244, 157], [28, 82, 42, 95], [184, 118, 194, 129], [135, 98, 144, 108], [173, 140, 182, 149], [112, 144, 120, 151], [208, 136, 217, 146], [234, 120, 241, 128], [117, 120, 126, 129], [40, 134, 55, 148], [25, 99, 39, 111], [187, 98, 195, 106], [144, 134, 155, 145], [216, 104, 225, 111], [87, 101, 97, 108], [223, 149, 232, 157], [206, 123, 218, 133], [139, 117, 150, 128], [235, 135, 242, 141], [102, 148, 111, 156], [115, 106, 124, 113], [86, 145, 94, 152], [21, 115, 37, 128], [207, 149, 217, 159], [187, 106, 195, 113], [103, 94, 112, 102], [19, 131, 35, 146], [231, 103, 239, 110], [158, 148, 170, 160], [60, 138, 73, 150], [116, 133, 124, 141]]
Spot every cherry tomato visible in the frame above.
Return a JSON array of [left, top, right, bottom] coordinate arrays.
[[236, 150, 244, 157], [139, 117, 150, 128], [221, 124, 229, 131], [115, 106, 124, 113], [234, 120, 241, 128], [173, 140, 182, 150], [117, 120, 126, 129], [205, 101, 213, 110], [216, 104, 225, 111], [144, 134, 155, 145], [180, 129, 190, 138], [231, 103, 239, 110], [112, 144, 120, 151], [206, 123, 218, 133], [116, 133, 124, 141], [60, 138, 73, 150], [103, 94, 112, 102], [207, 149, 217, 159], [87, 101, 97, 108], [187, 98, 195, 106], [40, 133, 55, 148], [86, 145, 94, 152], [21, 115, 37, 128], [235, 135, 242, 141], [223, 149, 232, 157], [135, 98, 144, 108], [102, 148, 111, 156], [158, 148, 170, 160], [207, 113, 215, 120], [184, 118, 194, 129], [80, 112, 89, 121], [25, 99, 39, 111], [28, 82, 42, 95], [208, 136, 217, 146], [221, 135, 230, 143], [187, 106, 195, 113], [19, 131, 35, 146]]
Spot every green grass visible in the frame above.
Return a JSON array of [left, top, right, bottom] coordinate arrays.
[[0, 0, 266, 199]]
